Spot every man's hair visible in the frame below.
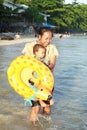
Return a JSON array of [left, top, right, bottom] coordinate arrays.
[[36, 27, 53, 37]]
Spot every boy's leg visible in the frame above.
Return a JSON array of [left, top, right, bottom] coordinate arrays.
[[43, 87, 54, 115], [39, 100, 47, 107], [42, 99, 52, 115]]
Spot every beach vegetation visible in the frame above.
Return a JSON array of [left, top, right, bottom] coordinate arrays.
[[0, 0, 87, 33]]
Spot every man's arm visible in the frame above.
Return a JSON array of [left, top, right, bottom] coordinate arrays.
[[48, 56, 57, 70]]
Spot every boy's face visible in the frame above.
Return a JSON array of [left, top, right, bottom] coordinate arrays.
[[36, 48, 46, 58]]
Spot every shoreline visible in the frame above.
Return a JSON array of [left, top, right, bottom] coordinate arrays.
[[0, 33, 86, 46], [0, 34, 37, 46], [0, 33, 61, 46]]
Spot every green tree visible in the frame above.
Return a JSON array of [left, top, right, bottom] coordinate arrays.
[[78, 4, 87, 31], [28, 0, 65, 25], [22, 7, 43, 24], [10, 0, 30, 4], [0, 0, 4, 4], [1, 0, 87, 32]]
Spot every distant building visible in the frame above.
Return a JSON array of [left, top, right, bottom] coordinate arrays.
[[3, 0, 28, 13]]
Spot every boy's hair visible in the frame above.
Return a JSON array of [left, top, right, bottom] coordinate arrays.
[[33, 44, 46, 55]]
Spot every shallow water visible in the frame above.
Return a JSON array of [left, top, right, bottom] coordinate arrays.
[[0, 36, 87, 130]]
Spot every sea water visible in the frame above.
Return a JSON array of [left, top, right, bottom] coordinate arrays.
[[0, 35, 87, 130]]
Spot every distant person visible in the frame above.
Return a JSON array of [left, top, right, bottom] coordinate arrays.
[[15, 33, 21, 39]]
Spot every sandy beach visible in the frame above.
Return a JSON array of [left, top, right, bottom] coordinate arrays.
[[0, 34, 37, 46], [0, 33, 61, 46]]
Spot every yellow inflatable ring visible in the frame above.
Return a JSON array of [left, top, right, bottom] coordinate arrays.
[[7, 55, 54, 104]]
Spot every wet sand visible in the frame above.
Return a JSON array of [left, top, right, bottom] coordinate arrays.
[[0, 34, 37, 46]]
